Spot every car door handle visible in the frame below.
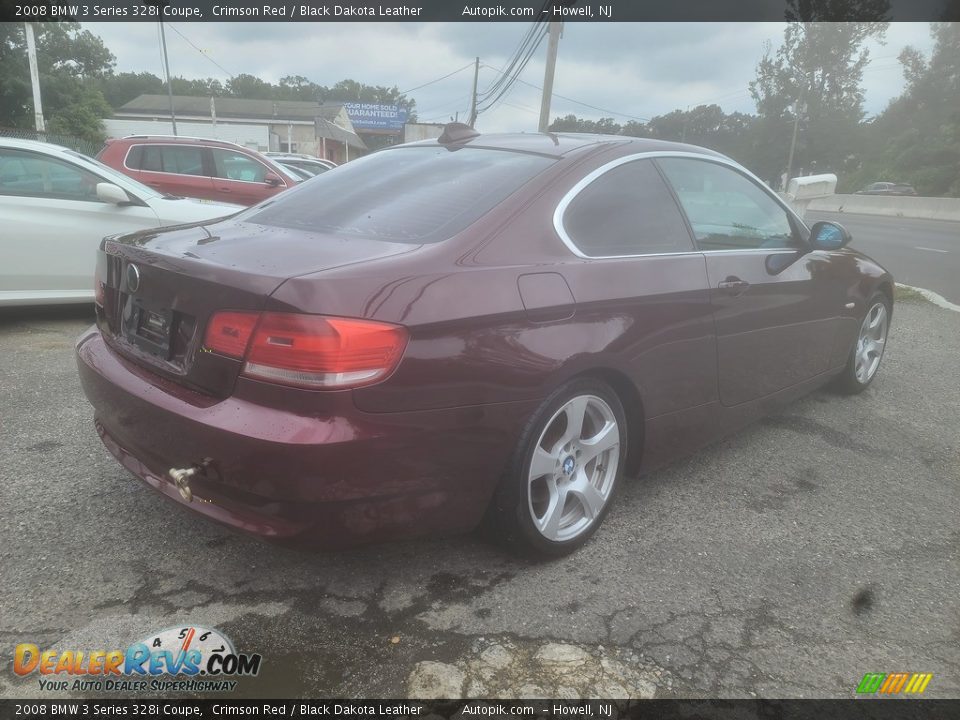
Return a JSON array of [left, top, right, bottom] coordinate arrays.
[[718, 277, 750, 296]]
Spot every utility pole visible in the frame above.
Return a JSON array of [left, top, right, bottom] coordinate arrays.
[[23, 23, 46, 134], [538, 22, 562, 133], [785, 93, 806, 189], [159, 21, 178, 135], [784, 70, 810, 189], [468, 56, 480, 127]]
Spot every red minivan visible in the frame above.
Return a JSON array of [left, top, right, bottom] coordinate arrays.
[[98, 136, 299, 206]]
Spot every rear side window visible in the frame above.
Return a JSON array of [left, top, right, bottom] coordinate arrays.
[[561, 159, 694, 257], [247, 146, 555, 243], [137, 145, 206, 177]]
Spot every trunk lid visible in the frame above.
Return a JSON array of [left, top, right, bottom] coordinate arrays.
[[96, 220, 416, 397]]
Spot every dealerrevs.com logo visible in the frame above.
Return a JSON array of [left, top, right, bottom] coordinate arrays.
[[14, 626, 262, 693]]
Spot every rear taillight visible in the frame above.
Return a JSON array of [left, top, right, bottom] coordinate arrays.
[[204, 312, 260, 358], [203, 311, 408, 390]]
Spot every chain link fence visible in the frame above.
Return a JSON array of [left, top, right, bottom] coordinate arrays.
[[0, 126, 103, 158]]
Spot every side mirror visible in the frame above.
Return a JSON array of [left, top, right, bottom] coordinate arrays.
[[264, 172, 283, 187], [96, 182, 130, 205], [809, 221, 851, 251]]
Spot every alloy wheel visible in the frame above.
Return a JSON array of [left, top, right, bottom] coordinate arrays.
[[855, 301, 888, 384], [527, 394, 621, 542]]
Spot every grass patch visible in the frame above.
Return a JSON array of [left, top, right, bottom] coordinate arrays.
[[894, 284, 930, 304]]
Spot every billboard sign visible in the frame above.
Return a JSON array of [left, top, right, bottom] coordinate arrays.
[[344, 103, 408, 132]]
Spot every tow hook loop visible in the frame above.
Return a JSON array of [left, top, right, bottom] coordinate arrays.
[[168, 466, 197, 503]]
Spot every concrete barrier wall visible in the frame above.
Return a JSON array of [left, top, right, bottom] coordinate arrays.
[[801, 194, 960, 223]]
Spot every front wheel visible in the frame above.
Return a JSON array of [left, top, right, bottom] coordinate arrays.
[[831, 293, 891, 395], [486, 378, 627, 559]]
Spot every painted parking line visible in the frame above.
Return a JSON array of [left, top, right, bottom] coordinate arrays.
[[913, 246, 949, 253]]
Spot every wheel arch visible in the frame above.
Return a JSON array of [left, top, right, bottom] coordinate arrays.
[[570, 366, 646, 477], [877, 280, 894, 318]]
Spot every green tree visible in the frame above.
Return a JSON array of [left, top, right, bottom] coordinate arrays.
[[854, 23, 960, 196], [548, 114, 622, 133], [99, 71, 164, 109], [226, 73, 274, 99], [0, 23, 115, 143], [749, 20, 887, 184], [275, 75, 322, 101], [171, 76, 225, 97]]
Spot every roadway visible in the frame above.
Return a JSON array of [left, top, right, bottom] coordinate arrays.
[[805, 211, 960, 304], [2, 303, 958, 699]]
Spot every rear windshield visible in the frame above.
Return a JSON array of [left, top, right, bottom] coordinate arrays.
[[245, 146, 555, 243]]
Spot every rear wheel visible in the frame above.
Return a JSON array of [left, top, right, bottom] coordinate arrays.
[[487, 378, 627, 559], [832, 293, 890, 395]]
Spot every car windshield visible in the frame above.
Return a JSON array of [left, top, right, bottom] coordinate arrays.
[[278, 162, 311, 181], [63, 148, 165, 199], [245, 146, 555, 243]]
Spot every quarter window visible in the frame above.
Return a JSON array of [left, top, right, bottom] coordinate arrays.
[[211, 149, 269, 183], [0, 148, 103, 201], [561, 159, 694, 257], [656, 158, 798, 251]]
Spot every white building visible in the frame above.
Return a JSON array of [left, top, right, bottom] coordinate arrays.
[[108, 95, 367, 163]]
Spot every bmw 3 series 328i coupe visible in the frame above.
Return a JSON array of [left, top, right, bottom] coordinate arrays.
[[76, 126, 893, 557]]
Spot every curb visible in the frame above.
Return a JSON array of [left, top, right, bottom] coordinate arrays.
[[896, 283, 960, 313]]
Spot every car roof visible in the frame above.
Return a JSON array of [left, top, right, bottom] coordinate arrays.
[[400, 131, 729, 160], [113, 135, 255, 151], [0, 136, 78, 157]]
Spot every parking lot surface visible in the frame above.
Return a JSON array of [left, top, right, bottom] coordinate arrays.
[[1, 298, 957, 699]]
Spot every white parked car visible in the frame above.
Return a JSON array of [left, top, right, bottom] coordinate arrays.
[[0, 138, 241, 306]]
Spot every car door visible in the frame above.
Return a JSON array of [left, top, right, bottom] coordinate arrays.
[[656, 156, 842, 407], [556, 157, 717, 418], [209, 148, 287, 206], [0, 147, 161, 301], [132, 144, 217, 201]]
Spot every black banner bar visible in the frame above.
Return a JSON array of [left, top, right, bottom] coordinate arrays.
[[3, 699, 960, 720], [2, 0, 959, 23]]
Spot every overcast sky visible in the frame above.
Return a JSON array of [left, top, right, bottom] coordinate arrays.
[[83, 22, 936, 131]]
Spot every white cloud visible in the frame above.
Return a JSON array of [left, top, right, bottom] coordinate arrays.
[[85, 21, 936, 131]]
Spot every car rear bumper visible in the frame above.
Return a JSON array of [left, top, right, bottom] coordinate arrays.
[[75, 326, 537, 547]]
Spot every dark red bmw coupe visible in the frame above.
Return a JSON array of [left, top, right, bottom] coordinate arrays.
[[76, 126, 893, 557]]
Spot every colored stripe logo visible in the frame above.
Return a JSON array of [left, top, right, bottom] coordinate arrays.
[[856, 672, 933, 695]]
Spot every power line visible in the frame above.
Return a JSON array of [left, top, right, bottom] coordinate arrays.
[[477, 21, 545, 101], [417, 93, 473, 117], [166, 22, 234, 78], [482, 65, 650, 123], [399, 62, 475, 95], [475, 26, 548, 115]]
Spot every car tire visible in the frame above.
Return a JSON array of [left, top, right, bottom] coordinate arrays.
[[485, 377, 628, 559], [831, 292, 891, 395]]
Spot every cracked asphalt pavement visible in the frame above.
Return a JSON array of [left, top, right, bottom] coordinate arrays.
[[1, 297, 957, 699]]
